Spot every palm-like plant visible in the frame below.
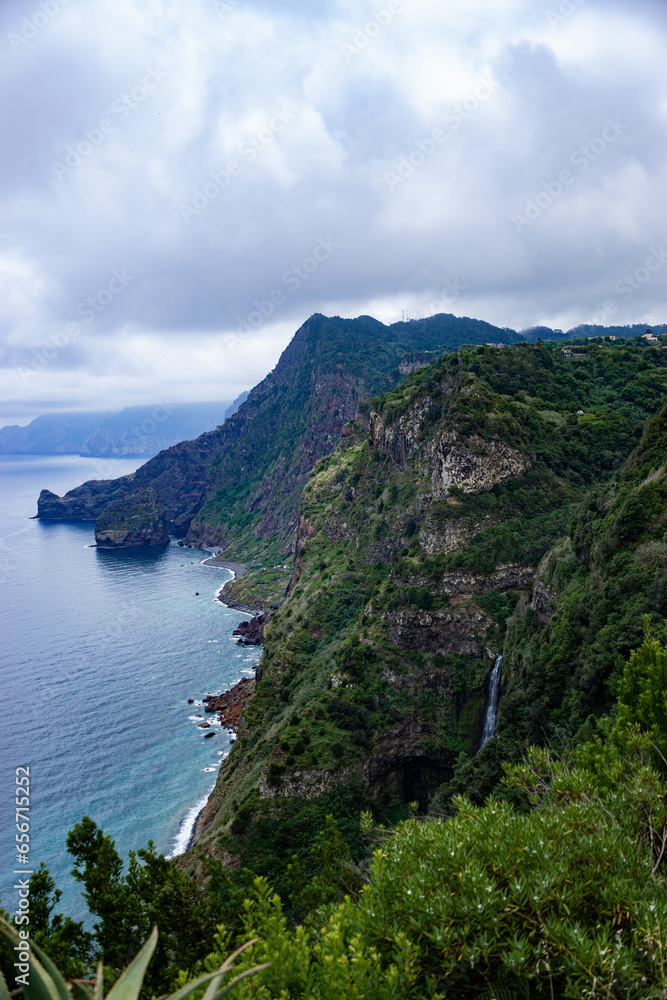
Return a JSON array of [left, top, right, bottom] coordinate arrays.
[[0, 921, 269, 1000]]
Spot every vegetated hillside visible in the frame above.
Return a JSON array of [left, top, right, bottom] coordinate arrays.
[[567, 321, 667, 339], [500, 399, 667, 750], [191, 339, 667, 880], [36, 312, 527, 554]]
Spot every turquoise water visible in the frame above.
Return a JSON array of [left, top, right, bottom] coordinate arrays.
[[0, 455, 260, 920]]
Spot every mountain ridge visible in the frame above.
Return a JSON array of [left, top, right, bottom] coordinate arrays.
[[36, 312, 529, 549], [35, 312, 664, 562]]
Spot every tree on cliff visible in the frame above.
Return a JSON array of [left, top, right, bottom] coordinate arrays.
[[66, 818, 219, 991]]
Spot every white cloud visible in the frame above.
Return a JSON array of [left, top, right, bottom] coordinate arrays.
[[0, 0, 666, 415]]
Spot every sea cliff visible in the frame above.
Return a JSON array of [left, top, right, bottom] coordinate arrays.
[[186, 337, 667, 863]]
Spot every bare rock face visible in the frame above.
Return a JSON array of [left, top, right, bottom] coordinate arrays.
[[94, 488, 169, 548], [204, 678, 254, 730], [370, 403, 530, 497], [429, 433, 530, 495], [383, 602, 493, 658]]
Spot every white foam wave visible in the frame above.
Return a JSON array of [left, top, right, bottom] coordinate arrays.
[[167, 790, 211, 859]]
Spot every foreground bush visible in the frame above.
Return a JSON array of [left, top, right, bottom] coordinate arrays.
[[206, 730, 667, 998]]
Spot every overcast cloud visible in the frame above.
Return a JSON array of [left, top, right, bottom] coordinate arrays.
[[1, 0, 666, 423]]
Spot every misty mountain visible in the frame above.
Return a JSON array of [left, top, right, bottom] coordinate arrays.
[[0, 397, 248, 458]]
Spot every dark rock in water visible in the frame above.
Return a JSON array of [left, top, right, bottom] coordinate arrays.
[[188, 698, 194, 704], [203, 731, 215, 738], [198, 721, 211, 728], [195, 592, 199, 595], [232, 614, 265, 646], [94, 488, 170, 548]]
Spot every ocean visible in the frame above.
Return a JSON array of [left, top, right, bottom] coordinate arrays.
[[0, 455, 261, 921]]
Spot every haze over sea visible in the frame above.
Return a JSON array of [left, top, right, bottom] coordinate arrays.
[[0, 455, 260, 920]]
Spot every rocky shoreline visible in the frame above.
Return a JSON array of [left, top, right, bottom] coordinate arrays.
[[183, 677, 255, 853], [204, 677, 254, 730], [179, 557, 259, 855], [232, 615, 265, 646], [185, 807, 205, 852]]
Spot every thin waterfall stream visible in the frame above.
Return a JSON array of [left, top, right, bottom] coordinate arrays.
[[479, 654, 503, 751]]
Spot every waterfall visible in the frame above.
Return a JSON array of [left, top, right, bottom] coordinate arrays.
[[479, 654, 503, 751]]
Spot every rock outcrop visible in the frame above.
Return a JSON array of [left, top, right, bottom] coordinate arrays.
[[232, 615, 265, 646], [38, 479, 136, 521], [94, 489, 170, 548], [204, 678, 254, 732], [383, 603, 493, 658], [369, 386, 530, 497]]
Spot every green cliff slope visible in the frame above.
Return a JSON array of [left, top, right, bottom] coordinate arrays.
[[193, 339, 667, 867]]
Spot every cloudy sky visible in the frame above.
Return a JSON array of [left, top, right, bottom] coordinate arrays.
[[1, 0, 666, 425]]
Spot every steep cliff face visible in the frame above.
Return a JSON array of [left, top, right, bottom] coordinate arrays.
[[369, 379, 530, 496], [35, 313, 527, 552], [188, 339, 667, 864], [94, 489, 169, 548]]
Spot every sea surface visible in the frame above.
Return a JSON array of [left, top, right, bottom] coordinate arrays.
[[0, 455, 261, 921]]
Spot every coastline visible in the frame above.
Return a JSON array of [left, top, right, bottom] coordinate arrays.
[[185, 806, 205, 852], [202, 556, 250, 578], [203, 555, 261, 613], [171, 553, 257, 857], [204, 555, 265, 616]]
